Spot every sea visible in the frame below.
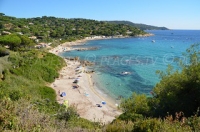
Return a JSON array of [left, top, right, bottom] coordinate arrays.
[[60, 30, 200, 101]]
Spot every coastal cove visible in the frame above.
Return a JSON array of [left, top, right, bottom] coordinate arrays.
[[59, 30, 200, 101], [1, 1, 200, 130], [48, 35, 155, 123], [49, 37, 125, 123]]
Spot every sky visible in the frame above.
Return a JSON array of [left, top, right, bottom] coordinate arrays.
[[0, 0, 200, 29]]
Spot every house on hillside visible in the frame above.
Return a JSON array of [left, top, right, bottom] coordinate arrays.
[[29, 36, 37, 40], [2, 31, 11, 35], [126, 30, 132, 34], [35, 43, 48, 49]]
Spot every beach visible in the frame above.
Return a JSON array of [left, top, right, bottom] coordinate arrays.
[[49, 38, 122, 124]]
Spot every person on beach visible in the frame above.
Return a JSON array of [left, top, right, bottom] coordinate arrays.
[[58, 90, 60, 95]]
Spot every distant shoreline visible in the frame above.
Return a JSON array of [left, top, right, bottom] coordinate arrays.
[[50, 34, 154, 54]]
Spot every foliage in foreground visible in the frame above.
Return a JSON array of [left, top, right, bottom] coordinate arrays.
[[106, 117, 196, 132], [0, 98, 102, 132], [114, 44, 200, 131]]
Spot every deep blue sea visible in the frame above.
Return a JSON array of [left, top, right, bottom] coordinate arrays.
[[60, 30, 200, 100]]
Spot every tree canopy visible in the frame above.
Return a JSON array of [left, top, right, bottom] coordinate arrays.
[[0, 34, 34, 50], [107, 20, 169, 30], [0, 13, 148, 43]]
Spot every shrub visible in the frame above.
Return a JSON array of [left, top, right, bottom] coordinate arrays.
[[118, 112, 143, 122], [38, 86, 56, 101], [120, 92, 150, 116], [106, 120, 134, 132], [57, 106, 79, 122], [9, 90, 22, 101], [0, 46, 9, 57], [0, 99, 16, 131]]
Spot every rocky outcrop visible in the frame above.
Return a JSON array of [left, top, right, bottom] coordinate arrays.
[[76, 47, 98, 51], [65, 56, 80, 61], [135, 33, 154, 37], [80, 60, 94, 66]]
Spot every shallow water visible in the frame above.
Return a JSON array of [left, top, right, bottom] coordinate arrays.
[[60, 30, 200, 99]]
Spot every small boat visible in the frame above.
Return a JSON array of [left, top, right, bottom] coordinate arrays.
[[121, 72, 131, 75], [152, 40, 155, 43]]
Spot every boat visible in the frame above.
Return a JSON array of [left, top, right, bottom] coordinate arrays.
[[121, 71, 131, 75], [152, 40, 155, 43]]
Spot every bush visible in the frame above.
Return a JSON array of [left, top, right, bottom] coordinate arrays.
[[0, 46, 9, 57], [8, 50, 65, 83], [9, 90, 22, 101], [0, 99, 16, 131], [118, 112, 143, 122], [38, 86, 56, 101], [132, 118, 162, 132], [106, 120, 134, 132], [57, 106, 79, 122], [120, 92, 150, 116], [0, 56, 11, 78]]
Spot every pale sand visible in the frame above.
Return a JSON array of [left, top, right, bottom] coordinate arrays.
[[49, 38, 122, 124]]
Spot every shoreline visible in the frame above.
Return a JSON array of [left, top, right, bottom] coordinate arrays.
[[49, 34, 153, 55], [50, 58, 122, 123], [49, 34, 153, 123], [49, 37, 123, 123]]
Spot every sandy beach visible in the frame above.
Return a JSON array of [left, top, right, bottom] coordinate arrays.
[[49, 38, 122, 124]]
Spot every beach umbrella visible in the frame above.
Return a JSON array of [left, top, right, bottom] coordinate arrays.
[[101, 101, 106, 105], [60, 92, 66, 97]]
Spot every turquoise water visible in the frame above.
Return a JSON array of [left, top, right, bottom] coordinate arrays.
[[60, 30, 200, 99]]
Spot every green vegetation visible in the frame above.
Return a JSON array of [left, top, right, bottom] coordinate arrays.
[[0, 13, 147, 44], [0, 46, 9, 57], [107, 20, 169, 30], [0, 12, 200, 131], [0, 34, 35, 50]]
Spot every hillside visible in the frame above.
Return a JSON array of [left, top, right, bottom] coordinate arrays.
[[106, 20, 169, 30], [0, 13, 148, 44]]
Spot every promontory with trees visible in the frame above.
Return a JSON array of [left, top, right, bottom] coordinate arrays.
[[0, 13, 200, 131], [0, 13, 150, 46]]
